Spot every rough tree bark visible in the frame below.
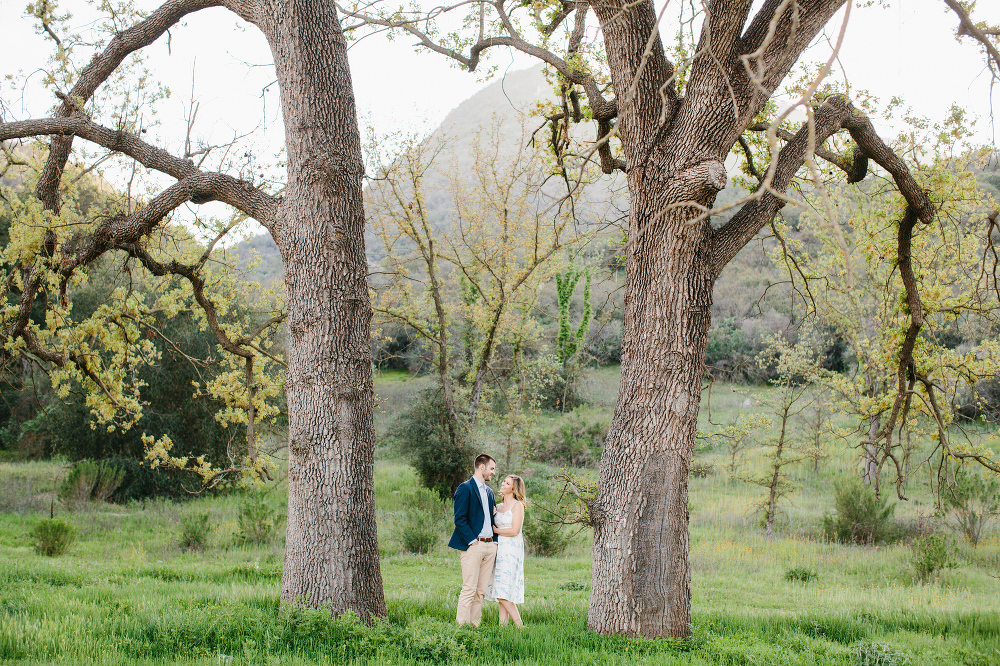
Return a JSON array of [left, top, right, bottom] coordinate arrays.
[[259, 0, 386, 619], [0, 0, 385, 620], [585, 0, 852, 638]]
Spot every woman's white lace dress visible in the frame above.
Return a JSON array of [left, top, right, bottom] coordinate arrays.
[[486, 503, 525, 604]]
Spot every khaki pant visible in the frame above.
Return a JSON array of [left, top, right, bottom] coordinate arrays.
[[456, 539, 497, 626]]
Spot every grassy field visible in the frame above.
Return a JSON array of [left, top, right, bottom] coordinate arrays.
[[1, 368, 999, 665]]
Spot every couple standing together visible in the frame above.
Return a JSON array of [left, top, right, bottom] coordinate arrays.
[[448, 454, 525, 628]]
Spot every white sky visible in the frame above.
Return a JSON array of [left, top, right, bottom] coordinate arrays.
[[0, 0, 997, 199]]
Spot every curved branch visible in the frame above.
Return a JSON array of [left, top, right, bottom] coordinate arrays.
[[713, 95, 934, 275], [34, 0, 226, 212], [56, 173, 269, 277], [125, 245, 251, 360], [748, 121, 868, 182], [710, 95, 857, 274], [736, 0, 847, 100], [0, 116, 278, 226], [943, 0, 1000, 78], [337, 1, 618, 121]]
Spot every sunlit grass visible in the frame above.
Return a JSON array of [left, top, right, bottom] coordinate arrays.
[[2, 371, 999, 664]]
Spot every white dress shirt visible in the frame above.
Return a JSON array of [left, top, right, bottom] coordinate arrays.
[[474, 477, 493, 541]]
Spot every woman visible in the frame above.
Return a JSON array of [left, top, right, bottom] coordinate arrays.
[[486, 475, 526, 627]]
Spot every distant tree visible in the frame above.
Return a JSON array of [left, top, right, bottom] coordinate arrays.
[[751, 333, 821, 539], [943, 466, 1000, 547], [368, 124, 584, 425], [799, 390, 831, 477], [701, 411, 771, 483]]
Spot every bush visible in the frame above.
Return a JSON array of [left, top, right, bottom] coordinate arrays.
[[529, 407, 607, 468], [522, 510, 571, 556], [400, 511, 441, 554], [105, 456, 204, 503], [34, 312, 257, 464], [399, 617, 466, 664], [398, 488, 446, 554], [822, 476, 897, 545], [529, 367, 586, 412], [179, 511, 212, 551], [691, 462, 714, 478], [58, 460, 125, 509], [32, 518, 76, 556], [854, 640, 910, 666], [784, 566, 818, 583], [58, 461, 99, 508], [234, 494, 282, 546], [944, 469, 999, 547], [389, 388, 474, 499], [911, 534, 955, 583]]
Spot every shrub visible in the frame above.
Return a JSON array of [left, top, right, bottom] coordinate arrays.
[[105, 456, 203, 503], [822, 476, 897, 545], [398, 488, 446, 554], [58, 460, 125, 509], [36, 312, 257, 464], [528, 407, 607, 468], [944, 469, 999, 547], [911, 534, 955, 583], [388, 388, 474, 499], [784, 566, 818, 583], [32, 518, 76, 556], [179, 511, 212, 551], [400, 511, 440, 554], [854, 640, 910, 666], [234, 494, 282, 546], [58, 460, 99, 508], [399, 617, 466, 664], [691, 462, 714, 478], [522, 510, 571, 556], [92, 461, 126, 502]]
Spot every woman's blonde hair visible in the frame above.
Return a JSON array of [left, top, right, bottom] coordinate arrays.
[[507, 475, 526, 502]]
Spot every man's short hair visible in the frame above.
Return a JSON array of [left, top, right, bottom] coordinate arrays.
[[474, 453, 495, 469]]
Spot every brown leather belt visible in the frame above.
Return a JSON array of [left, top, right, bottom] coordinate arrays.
[[477, 537, 493, 543]]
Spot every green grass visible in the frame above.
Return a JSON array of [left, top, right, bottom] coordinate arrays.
[[2, 371, 1000, 664]]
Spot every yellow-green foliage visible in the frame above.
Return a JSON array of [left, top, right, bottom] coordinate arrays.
[[768, 119, 1000, 475], [1, 149, 286, 487]]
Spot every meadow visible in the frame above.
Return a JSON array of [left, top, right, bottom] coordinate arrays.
[[1, 367, 999, 665]]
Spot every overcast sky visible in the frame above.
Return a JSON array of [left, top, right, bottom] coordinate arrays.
[[1, 0, 997, 185]]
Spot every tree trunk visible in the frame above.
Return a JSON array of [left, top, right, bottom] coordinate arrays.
[[579, 0, 849, 640], [766, 403, 790, 541], [863, 416, 880, 486], [261, 0, 386, 619], [588, 180, 717, 638]]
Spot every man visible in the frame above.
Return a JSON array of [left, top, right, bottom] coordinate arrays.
[[448, 453, 498, 626]]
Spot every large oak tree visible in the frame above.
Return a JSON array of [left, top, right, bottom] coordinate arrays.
[[0, 0, 384, 619], [340, 0, 1000, 637]]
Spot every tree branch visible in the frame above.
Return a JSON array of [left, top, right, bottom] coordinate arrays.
[[748, 121, 868, 182], [943, 0, 1000, 79], [729, 0, 848, 122], [0, 115, 278, 226], [710, 95, 856, 274], [336, 0, 618, 121], [34, 0, 226, 213]]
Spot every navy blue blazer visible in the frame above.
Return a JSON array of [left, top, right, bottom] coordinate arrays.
[[448, 476, 495, 550]]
